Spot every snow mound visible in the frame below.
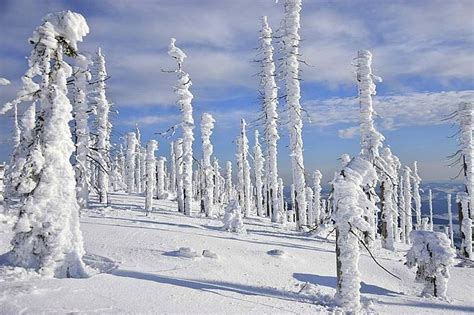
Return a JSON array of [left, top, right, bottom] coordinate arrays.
[[202, 250, 218, 259], [166, 247, 202, 259], [82, 253, 118, 274]]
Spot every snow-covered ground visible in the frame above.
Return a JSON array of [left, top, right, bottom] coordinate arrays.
[[1, 192, 473, 314]]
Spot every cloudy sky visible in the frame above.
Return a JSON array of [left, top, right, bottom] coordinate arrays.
[[0, 0, 473, 183]]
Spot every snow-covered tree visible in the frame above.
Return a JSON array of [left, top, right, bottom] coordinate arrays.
[[225, 161, 233, 204], [447, 193, 454, 247], [201, 113, 215, 217], [406, 231, 455, 299], [428, 189, 434, 231], [281, 0, 307, 228], [156, 157, 166, 199], [403, 166, 413, 243], [145, 140, 158, 213], [140, 146, 147, 193], [169, 141, 177, 195], [92, 48, 111, 204], [253, 130, 265, 217], [412, 161, 422, 228], [6, 11, 89, 278], [126, 132, 137, 194], [457, 192, 472, 259], [278, 177, 286, 224], [380, 147, 398, 250], [259, 15, 280, 223], [313, 170, 322, 226], [332, 157, 378, 311], [212, 157, 223, 208], [174, 139, 184, 213], [134, 127, 142, 193], [306, 187, 314, 226], [399, 175, 406, 243], [236, 119, 251, 217], [222, 200, 246, 234], [72, 54, 91, 209], [168, 38, 194, 216]]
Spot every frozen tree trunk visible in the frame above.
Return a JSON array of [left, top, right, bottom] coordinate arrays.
[[260, 16, 280, 223], [225, 161, 233, 204], [169, 141, 177, 195], [174, 139, 184, 213], [73, 55, 91, 209], [156, 157, 166, 199], [8, 11, 89, 278], [380, 148, 398, 250], [399, 175, 406, 243], [447, 193, 455, 247], [140, 147, 147, 193], [145, 140, 158, 213], [290, 183, 296, 223], [126, 132, 137, 194], [428, 189, 434, 231], [254, 130, 265, 217], [412, 161, 422, 228], [355, 50, 384, 247], [282, 0, 307, 228], [201, 113, 215, 217], [134, 129, 142, 194], [213, 158, 222, 207], [403, 166, 413, 243], [278, 178, 286, 224], [313, 170, 322, 225], [169, 38, 194, 216], [236, 119, 252, 217], [333, 157, 377, 311], [457, 102, 473, 218], [457, 192, 472, 258], [306, 187, 314, 226], [93, 48, 111, 204]]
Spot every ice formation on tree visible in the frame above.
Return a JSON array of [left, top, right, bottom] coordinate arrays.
[[281, 0, 307, 228], [212, 157, 222, 207], [72, 54, 91, 209], [174, 139, 184, 213], [156, 157, 167, 199], [126, 132, 137, 194], [412, 161, 422, 228], [447, 193, 454, 247], [428, 189, 434, 231], [457, 192, 472, 259], [225, 161, 233, 204], [145, 140, 158, 213], [379, 147, 399, 250], [253, 130, 265, 217], [201, 113, 215, 217], [91, 48, 111, 204], [332, 157, 378, 311], [406, 231, 455, 299], [7, 11, 89, 278], [278, 177, 286, 224], [260, 15, 280, 223], [312, 170, 322, 226], [169, 141, 177, 195], [306, 187, 314, 226], [222, 200, 246, 234], [403, 166, 413, 243], [236, 119, 251, 217], [169, 38, 194, 216], [134, 127, 142, 193]]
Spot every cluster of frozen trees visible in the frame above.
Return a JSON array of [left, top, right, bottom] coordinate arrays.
[[0, 2, 471, 312]]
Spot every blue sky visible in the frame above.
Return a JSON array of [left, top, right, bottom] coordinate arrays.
[[0, 0, 473, 183]]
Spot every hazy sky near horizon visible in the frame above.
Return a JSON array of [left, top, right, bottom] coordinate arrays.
[[0, 0, 473, 183]]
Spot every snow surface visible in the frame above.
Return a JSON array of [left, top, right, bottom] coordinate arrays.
[[1, 192, 473, 313]]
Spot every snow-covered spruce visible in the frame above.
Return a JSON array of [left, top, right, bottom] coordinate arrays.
[[281, 0, 307, 228], [126, 132, 137, 194], [312, 170, 322, 226], [145, 140, 158, 213], [332, 157, 378, 311], [169, 38, 194, 216], [7, 11, 89, 278], [457, 192, 472, 259], [213, 158, 222, 206], [406, 230, 455, 299], [380, 147, 399, 250], [201, 113, 215, 217], [72, 54, 91, 209], [156, 157, 167, 199], [260, 16, 280, 223], [412, 161, 422, 228], [253, 130, 265, 217], [174, 139, 185, 213], [428, 189, 434, 231], [134, 127, 142, 193], [456, 102, 473, 218], [169, 141, 177, 195], [447, 193, 454, 247], [91, 48, 111, 204], [222, 200, 246, 234], [403, 166, 413, 243], [236, 119, 252, 217], [306, 187, 314, 227], [225, 161, 233, 204], [399, 174, 406, 243]]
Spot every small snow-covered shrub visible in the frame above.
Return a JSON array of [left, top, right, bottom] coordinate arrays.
[[406, 230, 455, 299], [222, 200, 246, 234]]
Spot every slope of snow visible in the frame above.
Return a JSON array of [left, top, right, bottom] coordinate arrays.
[[0, 192, 473, 314]]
